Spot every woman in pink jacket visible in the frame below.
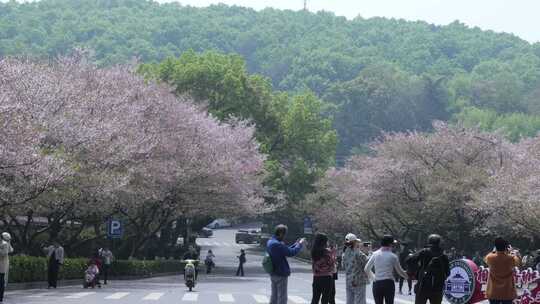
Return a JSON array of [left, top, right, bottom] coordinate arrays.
[[311, 233, 337, 304]]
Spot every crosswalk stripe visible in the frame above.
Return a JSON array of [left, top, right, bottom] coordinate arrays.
[[395, 299, 414, 304], [218, 293, 235, 302], [182, 293, 198, 301], [336, 299, 345, 304], [367, 299, 376, 304], [253, 294, 269, 303], [142, 292, 165, 300], [106, 292, 130, 299], [222, 242, 231, 247], [27, 292, 57, 298], [288, 295, 308, 303], [212, 242, 221, 246], [65, 292, 96, 299]]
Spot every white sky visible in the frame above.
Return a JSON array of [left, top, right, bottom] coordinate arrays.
[[160, 0, 540, 43]]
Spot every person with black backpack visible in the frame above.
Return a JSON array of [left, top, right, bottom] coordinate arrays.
[[407, 234, 450, 304]]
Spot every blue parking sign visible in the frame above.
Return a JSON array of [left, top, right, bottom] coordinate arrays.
[[303, 217, 313, 235], [107, 219, 123, 239]]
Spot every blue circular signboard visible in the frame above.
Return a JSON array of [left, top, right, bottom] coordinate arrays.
[[445, 259, 476, 304]]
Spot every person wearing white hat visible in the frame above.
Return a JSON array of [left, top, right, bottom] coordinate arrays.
[[343, 233, 369, 304], [0, 232, 14, 302]]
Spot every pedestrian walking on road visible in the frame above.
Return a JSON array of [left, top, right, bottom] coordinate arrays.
[[343, 233, 369, 304], [407, 234, 450, 304], [267, 224, 305, 304], [236, 249, 246, 276], [43, 241, 64, 289], [484, 237, 521, 304], [0, 232, 14, 303], [100, 247, 114, 285], [310, 233, 336, 304], [330, 243, 338, 304], [398, 244, 413, 295], [205, 250, 215, 274], [535, 250, 540, 271], [364, 235, 408, 304]]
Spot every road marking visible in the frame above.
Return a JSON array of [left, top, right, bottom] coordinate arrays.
[[218, 293, 235, 302], [289, 295, 308, 303], [253, 294, 269, 303], [182, 293, 198, 301], [27, 292, 57, 298], [367, 299, 375, 304], [395, 298, 414, 304], [142, 292, 164, 300], [336, 299, 345, 304], [106, 292, 130, 299], [222, 242, 231, 247], [212, 242, 221, 246], [65, 292, 96, 299]]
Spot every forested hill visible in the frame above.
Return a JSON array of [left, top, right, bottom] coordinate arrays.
[[2, 0, 540, 158]]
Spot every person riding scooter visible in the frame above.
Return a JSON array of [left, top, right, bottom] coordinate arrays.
[[183, 259, 199, 292], [183, 246, 199, 278], [205, 250, 215, 274]]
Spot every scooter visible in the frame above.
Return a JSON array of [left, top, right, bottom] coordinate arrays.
[[184, 259, 198, 291]]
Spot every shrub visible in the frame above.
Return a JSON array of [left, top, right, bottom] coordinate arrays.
[[8, 256, 184, 283]]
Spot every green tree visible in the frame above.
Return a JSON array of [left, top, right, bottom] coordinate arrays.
[[141, 51, 337, 205], [3, 0, 540, 157], [325, 63, 449, 160], [455, 106, 540, 141], [274, 93, 338, 203]]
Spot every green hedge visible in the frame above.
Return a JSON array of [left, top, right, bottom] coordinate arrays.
[[8, 256, 184, 283], [109, 259, 185, 277]]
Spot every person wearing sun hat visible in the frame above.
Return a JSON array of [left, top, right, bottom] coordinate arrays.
[[342, 233, 369, 304], [0, 232, 14, 303]]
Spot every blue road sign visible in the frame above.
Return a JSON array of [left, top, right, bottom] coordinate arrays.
[[303, 217, 313, 235], [107, 219, 123, 239]]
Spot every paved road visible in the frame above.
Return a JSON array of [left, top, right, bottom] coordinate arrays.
[[3, 226, 419, 304]]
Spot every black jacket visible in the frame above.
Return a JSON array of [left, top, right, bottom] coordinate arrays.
[[408, 247, 450, 292]]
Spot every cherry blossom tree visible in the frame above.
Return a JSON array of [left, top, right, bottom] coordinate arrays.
[[479, 136, 540, 242], [0, 56, 266, 255], [306, 123, 512, 249]]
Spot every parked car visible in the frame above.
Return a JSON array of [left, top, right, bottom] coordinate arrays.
[[206, 218, 231, 229], [198, 227, 213, 238], [235, 229, 261, 244]]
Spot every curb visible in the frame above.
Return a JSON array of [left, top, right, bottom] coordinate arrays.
[[6, 272, 181, 291], [294, 256, 311, 264]]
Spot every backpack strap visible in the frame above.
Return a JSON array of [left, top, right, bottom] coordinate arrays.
[[417, 251, 444, 291]]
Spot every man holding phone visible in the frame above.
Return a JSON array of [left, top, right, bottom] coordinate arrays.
[[267, 224, 305, 304], [484, 237, 521, 304]]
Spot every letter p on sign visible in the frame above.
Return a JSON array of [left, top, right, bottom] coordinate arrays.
[[108, 219, 123, 239]]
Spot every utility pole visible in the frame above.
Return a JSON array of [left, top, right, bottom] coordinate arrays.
[[303, 0, 307, 11]]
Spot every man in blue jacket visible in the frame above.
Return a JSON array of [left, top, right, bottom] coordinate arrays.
[[267, 224, 305, 304]]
